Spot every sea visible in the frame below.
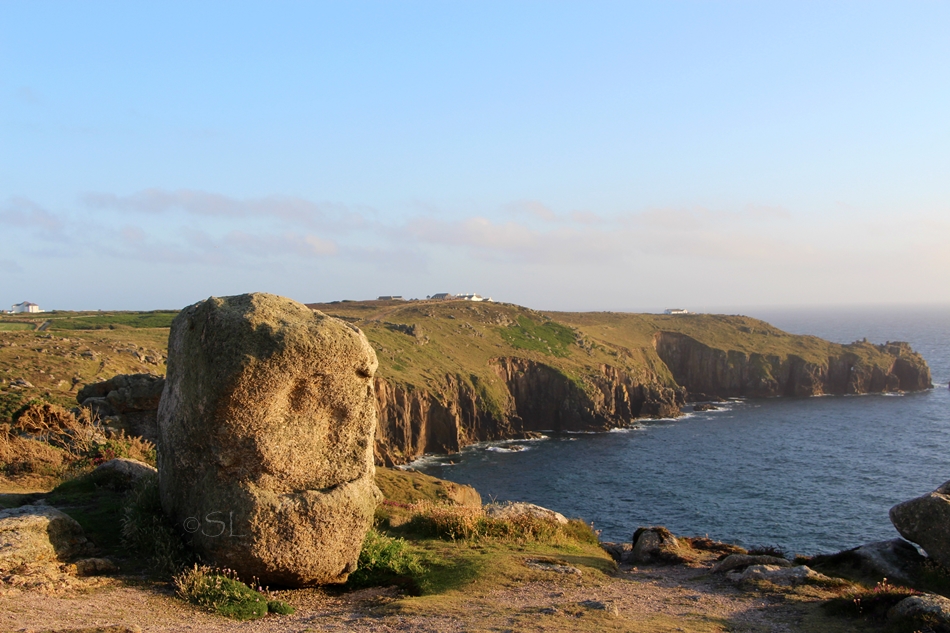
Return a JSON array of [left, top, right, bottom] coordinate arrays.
[[413, 305, 950, 556]]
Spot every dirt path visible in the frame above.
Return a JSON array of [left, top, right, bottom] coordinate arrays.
[[1, 561, 868, 633]]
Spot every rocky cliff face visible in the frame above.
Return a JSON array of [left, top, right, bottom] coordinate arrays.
[[653, 332, 932, 399], [374, 358, 684, 466]]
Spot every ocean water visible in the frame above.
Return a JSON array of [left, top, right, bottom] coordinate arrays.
[[415, 305, 950, 555]]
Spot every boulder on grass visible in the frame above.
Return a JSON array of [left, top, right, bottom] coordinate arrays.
[[0, 504, 89, 572], [158, 293, 382, 587], [890, 481, 950, 568], [485, 502, 568, 525]]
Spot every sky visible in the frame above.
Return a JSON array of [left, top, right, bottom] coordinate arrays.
[[2, 1, 949, 312]]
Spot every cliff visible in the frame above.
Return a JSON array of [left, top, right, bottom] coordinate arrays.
[[305, 301, 932, 465]]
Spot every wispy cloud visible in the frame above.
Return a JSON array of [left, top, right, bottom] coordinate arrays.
[[1, 197, 64, 233], [81, 188, 368, 231], [0, 258, 24, 274]]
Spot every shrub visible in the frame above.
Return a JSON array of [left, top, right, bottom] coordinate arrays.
[[174, 565, 293, 620], [0, 424, 68, 477], [121, 474, 192, 574], [347, 528, 425, 591], [405, 502, 597, 546]]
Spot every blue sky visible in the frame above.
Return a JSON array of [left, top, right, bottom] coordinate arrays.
[[2, 1, 949, 311]]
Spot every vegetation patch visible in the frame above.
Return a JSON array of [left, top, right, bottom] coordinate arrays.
[[347, 528, 425, 593], [500, 316, 576, 358], [121, 474, 193, 574], [174, 564, 294, 620], [823, 579, 920, 622]]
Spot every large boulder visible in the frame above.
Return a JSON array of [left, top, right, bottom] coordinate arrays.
[[890, 481, 950, 568], [0, 504, 89, 572], [158, 293, 382, 586]]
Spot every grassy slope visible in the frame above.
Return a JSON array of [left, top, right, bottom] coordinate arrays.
[[0, 311, 170, 418]]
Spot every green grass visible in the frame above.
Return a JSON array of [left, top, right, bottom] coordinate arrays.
[[500, 315, 576, 358], [347, 529, 426, 591], [0, 322, 35, 331], [47, 311, 179, 330]]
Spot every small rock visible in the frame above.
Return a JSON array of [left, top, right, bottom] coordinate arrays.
[[601, 541, 633, 563], [525, 559, 582, 575], [11, 378, 33, 388], [711, 553, 792, 574], [71, 557, 119, 576], [580, 599, 619, 615], [94, 458, 157, 482]]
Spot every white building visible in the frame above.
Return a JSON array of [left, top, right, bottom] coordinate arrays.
[[458, 293, 492, 302], [11, 302, 41, 313], [664, 308, 688, 315]]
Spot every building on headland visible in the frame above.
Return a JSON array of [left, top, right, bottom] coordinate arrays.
[[427, 293, 493, 302], [377, 296, 404, 301], [11, 302, 41, 313], [664, 308, 689, 315]]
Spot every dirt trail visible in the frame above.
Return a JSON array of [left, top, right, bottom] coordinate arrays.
[[0, 561, 866, 633]]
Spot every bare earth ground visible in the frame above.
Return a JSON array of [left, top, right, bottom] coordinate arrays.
[[1, 560, 865, 633]]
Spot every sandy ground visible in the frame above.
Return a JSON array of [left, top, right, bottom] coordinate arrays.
[[0, 559, 861, 633]]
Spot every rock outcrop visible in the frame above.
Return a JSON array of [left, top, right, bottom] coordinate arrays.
[[0, 504, 89, 572], [158, 293, 382, 586], [654, 333, 931, 398], [890, 480, 950, 569], [77, 373, 165, 441], [809, 539, 927, 587], [631, 526, 685, 564]]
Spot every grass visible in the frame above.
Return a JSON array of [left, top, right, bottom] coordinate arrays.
[[500, 315, 576, 358]]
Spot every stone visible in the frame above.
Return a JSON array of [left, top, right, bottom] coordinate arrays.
[[601, 541, 633, 563], [484, 501, 568, 525], [78, 373, 165, 414], [732, 564, 833, 586], [71, 557, 119, 576], [0, 504, 89, 572], [631, 526, 684, 564], [525, 559, 582, 575], [890, 480, 950, 568], [809, 539, 926, 587], [94, 458, 157, 482], [158, 293, 382, 587], [711, 553, 793, 575], [888, 594, 950, 628], [77, 373, 166, 440]]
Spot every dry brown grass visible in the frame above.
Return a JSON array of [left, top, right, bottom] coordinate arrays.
[[0, 424, 68, 478]]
